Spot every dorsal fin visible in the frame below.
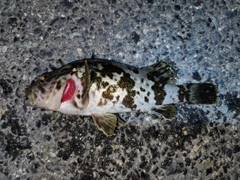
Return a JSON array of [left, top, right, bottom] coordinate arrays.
[[142, 60, 177, 84]]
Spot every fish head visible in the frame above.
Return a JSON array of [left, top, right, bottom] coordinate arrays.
[[24, 64, 89, 113], [24, 72, 68, 111]]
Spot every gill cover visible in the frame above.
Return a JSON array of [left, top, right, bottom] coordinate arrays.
[[59, 60, 92, 111], [61, 78, 76, 103]]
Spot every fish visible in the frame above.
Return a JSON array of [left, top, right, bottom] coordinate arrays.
[[24, 59, 217, 135]]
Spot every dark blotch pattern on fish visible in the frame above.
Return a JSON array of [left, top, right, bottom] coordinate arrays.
[[98, 98, 108, 106], [91, 71, 110, 90], [122, 90, 137, 110], [140, 87, 145, 92], [146, 61, 176, 105], [102, 85, 117, 100], [147, 71, 166, 105], [118, 74, 135, 90], [151, 83, 166, 105], [113, 95, 120, 104], [38, 85, 46, 94], [144, 96, 149, 103], [56, 80, 62, 90], [90, 62, 138, 107], [117, 71, 136, 109], [178, 85, 187, 102], [95, 63, 123, 79]]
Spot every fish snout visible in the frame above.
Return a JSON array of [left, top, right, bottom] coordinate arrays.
[[24, 87, 38, 106]]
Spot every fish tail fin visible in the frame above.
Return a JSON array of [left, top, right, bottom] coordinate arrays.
[[178, 83, 217, 104]]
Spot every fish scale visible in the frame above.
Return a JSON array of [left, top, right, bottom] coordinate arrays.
[[25, 59, 217, 136]]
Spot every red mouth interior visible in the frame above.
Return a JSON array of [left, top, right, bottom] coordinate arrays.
[[61, 78, 76, 103]]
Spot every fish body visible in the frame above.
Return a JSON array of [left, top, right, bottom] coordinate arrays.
[[25, 59, 217, 135]]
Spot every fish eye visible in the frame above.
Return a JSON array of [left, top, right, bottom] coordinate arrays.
[[38, 76, 45, 84], [39, 80, 44, 84]]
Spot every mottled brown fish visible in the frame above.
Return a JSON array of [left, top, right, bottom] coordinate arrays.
[[25, 59, 217, 135]]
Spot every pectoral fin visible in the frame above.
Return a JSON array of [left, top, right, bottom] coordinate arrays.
[[82, 60, 92, 107], [92, 113, 126, 136], [151, 105, 176, 120]]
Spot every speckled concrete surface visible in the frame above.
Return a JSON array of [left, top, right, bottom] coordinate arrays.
[[0, 0, 240, 179]]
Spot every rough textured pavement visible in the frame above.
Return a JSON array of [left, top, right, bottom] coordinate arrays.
[[0, 0, 240, 179]]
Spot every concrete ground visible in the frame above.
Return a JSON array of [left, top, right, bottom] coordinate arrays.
[[0, 0, 239, 179]]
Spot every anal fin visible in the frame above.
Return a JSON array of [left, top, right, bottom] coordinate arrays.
[[151, 105, 176, 120], [92, 113, 126, 136]]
